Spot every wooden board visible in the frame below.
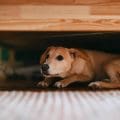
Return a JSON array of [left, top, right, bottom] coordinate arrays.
[[0, 5, 120, 31], [0, 90, 120, 120], [0, 0, 120, 5]]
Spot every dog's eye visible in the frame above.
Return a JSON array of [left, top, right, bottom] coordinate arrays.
[[46, 54, 49, 59], [56, 55, 64, 61]]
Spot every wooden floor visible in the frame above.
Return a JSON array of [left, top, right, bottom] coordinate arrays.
[[0, 90, 120, 120]]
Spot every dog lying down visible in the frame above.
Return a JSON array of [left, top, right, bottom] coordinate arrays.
[[38, 46, 120, 89]]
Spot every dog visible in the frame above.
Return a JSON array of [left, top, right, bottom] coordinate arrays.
[[38, 46, 120, 89]]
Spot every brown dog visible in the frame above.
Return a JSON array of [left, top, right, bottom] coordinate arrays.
[[38, 46, 120, 89]]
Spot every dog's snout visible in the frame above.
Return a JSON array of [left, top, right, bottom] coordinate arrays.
[[41, 64, 49, 71]]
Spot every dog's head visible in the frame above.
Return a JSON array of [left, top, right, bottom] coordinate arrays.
[[40, 46, 79, 77]]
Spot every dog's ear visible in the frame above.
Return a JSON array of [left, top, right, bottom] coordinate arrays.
[[40, 46, 54, 64], [69, 48, 78, 58], [69, 48, 88, 60]]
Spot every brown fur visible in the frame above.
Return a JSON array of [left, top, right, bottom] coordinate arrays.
[[38, 46, 120, 89]]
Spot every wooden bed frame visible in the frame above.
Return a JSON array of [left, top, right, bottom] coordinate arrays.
[[0, 0, 120, 31]]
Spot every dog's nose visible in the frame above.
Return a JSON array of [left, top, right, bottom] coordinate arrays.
[[41, 64, 49, 71]]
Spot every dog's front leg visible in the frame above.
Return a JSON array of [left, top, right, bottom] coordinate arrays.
[[37, 77, 53, 88], [55, 74, 90, 88]]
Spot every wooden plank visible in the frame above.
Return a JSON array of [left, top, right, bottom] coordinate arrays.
[[0, 5, 120, 19], [0, 0, 74, 5], [92, 6, 120, 15], [0, 0, 120, 5], [0, 5, 120, 31], [0, 18, 120, 31], [0, 6, 90, 19], [75, 0, 120, 5]]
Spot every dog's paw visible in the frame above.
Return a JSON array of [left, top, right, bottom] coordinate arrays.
[[102, 79, 111, 82], [88, 82, 103, 89], [54, 81, 67, 88], [37, 81, 49, 88]]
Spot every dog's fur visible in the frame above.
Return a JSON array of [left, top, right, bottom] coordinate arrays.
[[38, 46, 120, 89]]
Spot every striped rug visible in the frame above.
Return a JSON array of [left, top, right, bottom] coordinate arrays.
[[0, 90, 120, 120]]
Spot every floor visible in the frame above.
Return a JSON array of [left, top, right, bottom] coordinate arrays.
[[0, 90, 120, 120], [0, 79, 120, 120], [0, 80, 120, 120]]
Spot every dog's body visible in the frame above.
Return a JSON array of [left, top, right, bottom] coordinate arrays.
[[38, 46, 120, 89]]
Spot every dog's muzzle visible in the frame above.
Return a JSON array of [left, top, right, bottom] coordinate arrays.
[[40, 64, 49, 75]]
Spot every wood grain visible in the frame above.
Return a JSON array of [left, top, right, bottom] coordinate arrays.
[[0, 0, 120, 5], [92, 6, 120, 15], [0, 5, 120, 31], [0, 19, 120, 31], [0, 6, 90, 19], [75, 0, 120, 5], [0, 90, 120, 120]]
